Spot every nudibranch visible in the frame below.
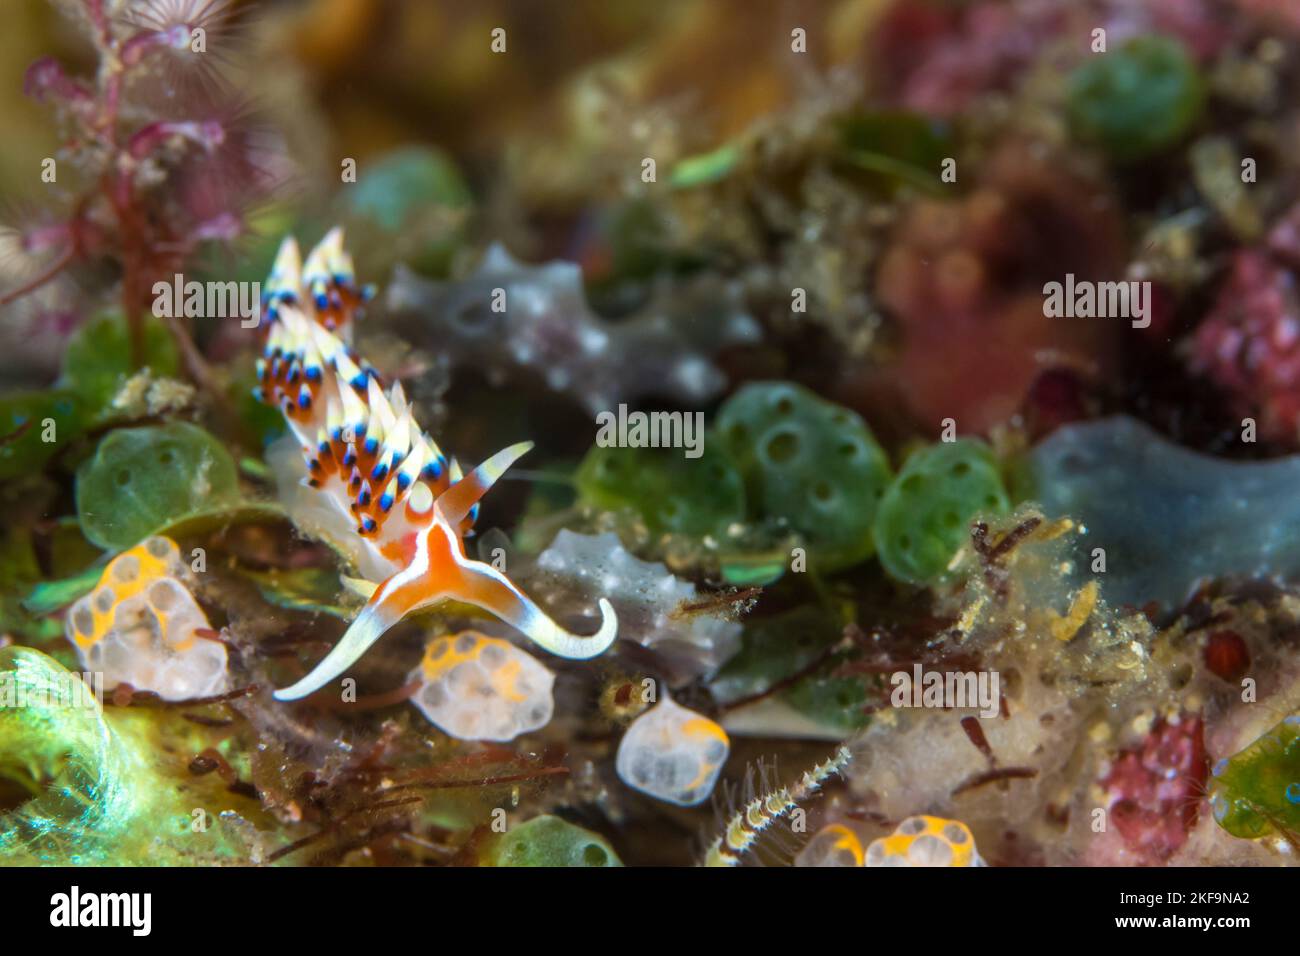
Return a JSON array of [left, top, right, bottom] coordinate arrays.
[[254, 229, 617, 701]]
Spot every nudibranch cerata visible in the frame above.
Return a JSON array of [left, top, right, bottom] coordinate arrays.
[[254, 229, 617, 701]]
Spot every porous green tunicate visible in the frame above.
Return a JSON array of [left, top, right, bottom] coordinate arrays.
[[874, 439, 1010, 585], [487, 814, 622, 867], [575, 442, 745, 538], [1067, 35, 1204, 163], [75, 422, 241, 551], [716, 382, 892, 571], [1209, 713, 1300, 841]]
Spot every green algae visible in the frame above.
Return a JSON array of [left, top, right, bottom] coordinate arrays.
[[711, 606, 870, 734], [1209, 713, 1300, 842], [0, 313, 182, 481], [244, 565, 354, 620], [0, 390, 86, 480], [711, 606, 842, 705], [60, 311, 180, 418], [835, 109, 952, 196], [0, 647, 250, 865], [0, 526, 66, 643], [670, 143, 741, 188], [717, 546, 791, 587]]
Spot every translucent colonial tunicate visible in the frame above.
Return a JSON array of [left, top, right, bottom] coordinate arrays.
[[64, 536, 229, 701], [409, 631, 555, 742], [796, 823, 865, 867], [615, 695, 729, 806], [864, 815, 984, 867], [385, 244, 760, 415], [530, 530, 742, 684], [1028, 415, 1300, 608]]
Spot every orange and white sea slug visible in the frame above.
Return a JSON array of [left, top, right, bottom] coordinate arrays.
[[254, 229, 617, 701]]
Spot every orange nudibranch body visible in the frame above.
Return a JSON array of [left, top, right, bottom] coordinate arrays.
[[255, 229, 616, 701]]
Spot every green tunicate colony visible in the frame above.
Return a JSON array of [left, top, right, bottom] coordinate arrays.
[[873, 439, 1011, 585], [75, 422, 242, 551], [485, 814, 622, 867], [574, 381, 894, 572], [716, 382, 894, 571], [573, 382, 1011, 584], [575, 443, 745, 538], [17, 416, 274, 625], [1067, 35, 1204, 163], [1209, 713, 1300, 841]]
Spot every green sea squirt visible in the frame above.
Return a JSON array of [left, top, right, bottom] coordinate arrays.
[[1209, 712, 1300, 841], [716, 381, 892, 571], [874, 438, 1010, 585]]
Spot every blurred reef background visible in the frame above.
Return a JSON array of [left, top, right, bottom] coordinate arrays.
[[4, 0, 1300, 867]]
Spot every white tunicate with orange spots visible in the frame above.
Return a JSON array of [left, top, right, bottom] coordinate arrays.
[[864, 815, 985, 867], [796, 823, 866, 867], [64, 536, 229, 701], [615, 695, 729, 806], [408, 631, 555, 742]]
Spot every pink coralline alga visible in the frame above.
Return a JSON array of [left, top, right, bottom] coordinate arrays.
[[1187, 249, 1300, 445], [1098, 715, 1208, 865], [870, 0, 1062, 116], [869, 0, 1227, 117], [871, 141, 1123, 433]]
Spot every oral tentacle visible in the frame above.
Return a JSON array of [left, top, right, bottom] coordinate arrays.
[[272, 571, 416, 701], [260, 230, 618, 698], [447, 552, 618, 660]]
